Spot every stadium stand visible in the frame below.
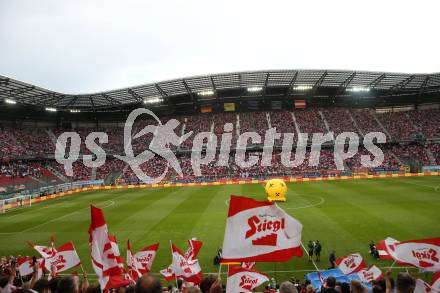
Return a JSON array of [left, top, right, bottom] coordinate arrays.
[[1, 107, 440, 190]]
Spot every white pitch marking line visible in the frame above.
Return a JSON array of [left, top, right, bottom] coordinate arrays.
[[283, 196, 325, 210], [59, 266, 416, 278], [301, 241, 320, 271], [17, 200, 115, 234]]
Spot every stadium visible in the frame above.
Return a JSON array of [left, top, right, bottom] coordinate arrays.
[[1, 2, 440, 293]]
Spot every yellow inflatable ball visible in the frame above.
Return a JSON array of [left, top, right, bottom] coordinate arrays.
[[265, 178, 287, 202]]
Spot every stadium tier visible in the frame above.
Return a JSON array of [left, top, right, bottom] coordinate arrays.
[[1, 106, 440, 191]]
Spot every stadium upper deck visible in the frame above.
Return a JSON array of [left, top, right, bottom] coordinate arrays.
[[1, 70, 440, 113]]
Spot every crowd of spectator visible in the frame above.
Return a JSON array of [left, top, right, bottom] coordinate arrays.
[[375, 112, 417, 141], [1, 108, 440, 159], [406, 109, 440, 139], [391, 144, 432, 166], [295, 109, 327, 134], [0, 254, 421, 293], [348, 109, 383, 138], [1, 108, 439, 186], [321, 108, 360, 136], [0, 162, 46, 179]]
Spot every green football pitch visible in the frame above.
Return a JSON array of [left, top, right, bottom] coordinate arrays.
[[1, 176, 440, 284]]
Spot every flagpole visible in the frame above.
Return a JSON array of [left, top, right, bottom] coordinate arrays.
[[218, 263, 222, 280], [169, 240, 179, 292]]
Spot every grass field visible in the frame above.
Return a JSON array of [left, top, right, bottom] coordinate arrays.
[[1, 176, 440, 285]]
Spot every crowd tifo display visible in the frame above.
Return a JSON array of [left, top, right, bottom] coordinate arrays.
[[0, 107, 439, 190]]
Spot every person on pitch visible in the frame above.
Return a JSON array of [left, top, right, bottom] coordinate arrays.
[[314, 240, 322, 262], [307, 240, 314, 262], [329, 250, 336, 269]]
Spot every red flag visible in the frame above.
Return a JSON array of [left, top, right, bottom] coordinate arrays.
[[226, 266, 269, 293], [221, 195, 302, 263], [135, 243, 159, 274], [89, 205, 130, 290], [356, 265, 383, 283], [45, 242, 81, 273], [394, 238, 440, 271], [160, 242, 203, 284], [432, 272, 440, 292], [335, 253, 366, 275]]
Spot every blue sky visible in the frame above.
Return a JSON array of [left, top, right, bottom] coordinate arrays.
[[0, 0, 439, 94]]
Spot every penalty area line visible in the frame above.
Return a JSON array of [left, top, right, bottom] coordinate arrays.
[[301, 241, 320, 271]]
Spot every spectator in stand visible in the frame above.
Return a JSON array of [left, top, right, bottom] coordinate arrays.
[[48, 277, 61, 293], [186, 287, 202, 293], [350, 280, 366, 293], [321, 277, 338, 293], [372, 285, 384, 293], [135, 275, 162, 293], [200, 275, 223, 293], [0, 266, 16, 293], [56, 276, 79, 293], [393, 273, 415, 293], [279, 282, 298, 293], [32, 279, 50, 293]]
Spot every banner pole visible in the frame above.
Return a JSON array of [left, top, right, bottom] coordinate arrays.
[[218, 263, 222, 280], [169, 240, 179, 292]]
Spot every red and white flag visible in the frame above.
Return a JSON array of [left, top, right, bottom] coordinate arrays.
[[135, 243, 159, 274], [160, 242, 203, 284], [89, 205, 130, 290], [226, 266, 269, 293], [184, 239, 202, 262], [335, 253, 366, 275], [108, 235, 125, 269], [221, 195, 302, 263], [394, 238, 440, 271], [17, 257, 44, 278], [377, 238, 400, 260], [32, 237, 57, 259], [126, 240, 143, 282], [242, 262, 256, 270], [432, 273, 440, 292], [294, 100, 306, 109], [415, 279, 437, 293], [356, 265, 383, 283], [45, 242, 81, 273]]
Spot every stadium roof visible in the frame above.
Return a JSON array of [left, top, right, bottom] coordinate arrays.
[[1, 70, 440, 111]]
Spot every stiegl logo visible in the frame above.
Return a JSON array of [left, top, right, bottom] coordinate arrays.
[[239, 274, 259, 290], [55, 108, 387, 184], [412, 248, 439, 267], [344, 256, 357, 269], [245, 215, 285, 246]]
